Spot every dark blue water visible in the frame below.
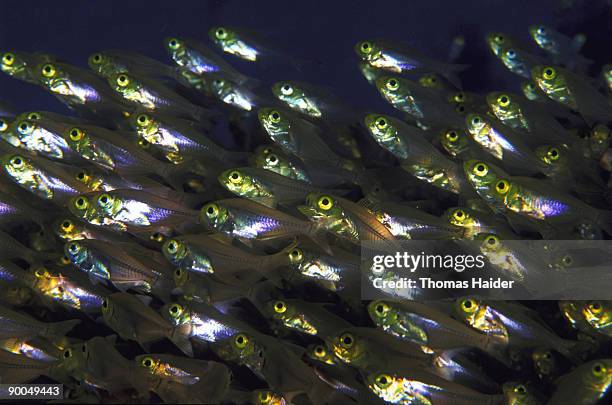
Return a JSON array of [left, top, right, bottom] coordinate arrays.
[[1, 0, 608, 114]]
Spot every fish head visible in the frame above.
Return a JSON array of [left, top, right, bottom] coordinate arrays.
[[163, 238, 188, 267], [64, 240, 88, 266], [439, 127, 470, 157], [258, 107, 290, 137], [199, 201, 229, 230]]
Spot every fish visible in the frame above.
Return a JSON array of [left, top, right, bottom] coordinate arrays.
[[0, 348, 60, 384], [498, 46, 545, 78], [87, 49, 174, 79], [199, 198, 329, 250], [0, 304, 79, 340], [502, 382, 544, 405], [528, 25, 590, 69], [354, 39, 467, 87], [64, 238, 174, 299], [580, 301, 612, 337], [101, 292, 173, 347], [364, 114, 466, 193], [548, 359, 612, 405], [0, 51, 56, 84], [531, 65, 612, 125]]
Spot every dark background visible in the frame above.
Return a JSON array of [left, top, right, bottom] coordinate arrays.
[[1, 0, 610, 115]]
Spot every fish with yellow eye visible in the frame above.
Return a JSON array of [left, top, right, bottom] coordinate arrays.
[[33, 61, 126, 113], [72, 188, 198, 234], [0, 116, 20, 146], [548, 359, 612, 405], [251, 390, 287, 405], [127, 110, 244, 166], [374, 76, 463, 126], [101, 292, 174, 348], [486, 92, 531, 131], [162, 233, 291, 284], [473, 232, 539, 282], [251, 144, 311, 183], [261, 298, 353, 337], [462, 160, 515, 210], [368, 300, 500, 355], [299, 193, 398, 245], [209, 26, 261, 62], [464, 113, 547, 173], [199, 198, 329, 250], [502, 382, 544, 405], [306, 343, 340, 365], [364, 199, 467, 240], [164, 35, 247, 82], [438, 127, 482, 160], [87, 49, 173, 80], [326, 327, 431, 369], [443, 206, 516, 240], [258, 107, 357, 173], [531, 347, 566, 382], [521, 80, 545, 101], [365, 368, 504, 405], [135, 353, 232, 403], [498, 46, 544, 78], [64, 239, 174, 300], [107, 71, 208, 120], [354, 39, 466, 87], [1, 152, 91, 203], [534, 144, 604, 192], [286, 242, 360, 293], [581, 301, 612, 338], [531, 65, 612, 124], [558, 300, 605, 339], [219, 167, 342, 208], [364, 114, 466, 193], [454, 297, 577, 358], [171, 266, 246, 304], [0, 51, 55, 84], [486, 31, 524, 57]]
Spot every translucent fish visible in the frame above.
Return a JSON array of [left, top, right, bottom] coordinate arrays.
[[548, 359, 612, 405], [88, 49, 174, 79], [0, 304, 79, 340]]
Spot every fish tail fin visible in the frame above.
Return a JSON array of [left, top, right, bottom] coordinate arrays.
[[45, 319, 81, 338], [441, 63, 469, 88]]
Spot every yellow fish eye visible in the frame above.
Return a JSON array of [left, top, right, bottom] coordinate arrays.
[[2, 52, 15, 66], [34, 268, 49, 278], [385, 78, 399, 91], [561, 254, 573, 266], [169, 303, 183, 317], [116, 74, 130, 87], [203, 203, 219, 218], [547, 147, 560, 161], [167, 37, 181, 50], [588, 301, 603, 314], [494, 34, 505, 44], [9, 155, 25, 169], [273, 300, 287, 314], [484, 234, 500, 247], [339, 332, 354, 348], [514, 384, 527, 394], [461, 298, 478, 313], [288, 248, 303, 263], [375, 117, 388, 130], [472, 162, 488, 177], [373, 301, 390, 316], [592, 362, 606, 378], [61, 220, 75, 232], [452, 209, 466, 222], [265, 154, 279, 166], [497, 94, 510, 107], [215, 27, 228, 40], [90, 53, 103, 64], [375, 373, 393, 388], [165, 239, 180, 254], [317, 195, 334, 211], [234, 333, 249, 349], [41, 63, 56, 78], [360, 41, 372, 54], [28, 112, 41, 120], [68, 127, 84, 142], [314, 345, 326, 357], [74, 196, 89, 210], [97, 193, 112, 208], [280, 83, 293, 95], [495, 179, 510, 194], [63, 348, 72, 359], [136, 114, 151, 126], [101, 299, 108, 310], [445, 130, 459, 142], [141, 356, 155, 368], [470, 115, 482, 126], [0, 119, 7, 131], [542, 67, 556, 80], [453, 92, 465, 102], [257, 391, 272, 402], [151, 232, 165, 242], [228, 170, 243, 184], [59, 255, 71, 265], [268, 110, 281, 123]]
